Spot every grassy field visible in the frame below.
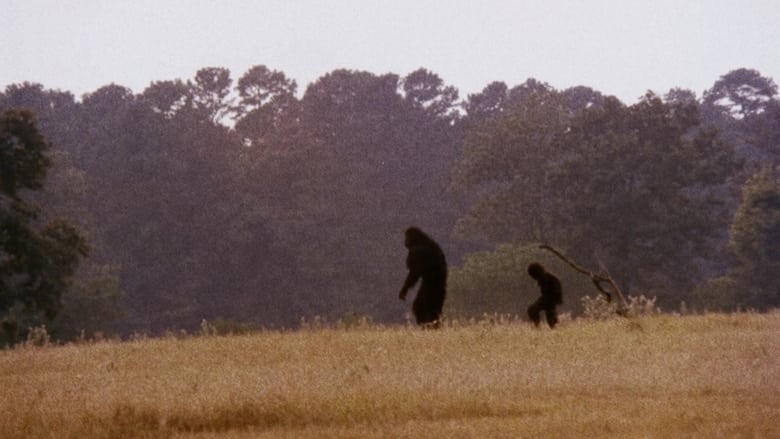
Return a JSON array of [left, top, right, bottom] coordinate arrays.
[[1, 313, 778, 438]]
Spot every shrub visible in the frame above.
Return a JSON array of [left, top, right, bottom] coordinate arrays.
[[580, 294, 617, 320]]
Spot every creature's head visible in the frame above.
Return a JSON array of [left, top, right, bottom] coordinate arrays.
[[527, 262, 545, 279], [404, 227, 428, 248]]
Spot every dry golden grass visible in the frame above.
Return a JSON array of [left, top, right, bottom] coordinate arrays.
[[1, 313, 778, 438]]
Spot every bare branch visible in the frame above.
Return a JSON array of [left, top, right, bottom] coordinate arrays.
[[539, 244, 629, 314]]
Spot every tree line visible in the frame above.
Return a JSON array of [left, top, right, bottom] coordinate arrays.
[[1, 66, 778, 343]]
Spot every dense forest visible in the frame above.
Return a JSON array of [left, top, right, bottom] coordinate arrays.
[[1, 66, 778, 342]]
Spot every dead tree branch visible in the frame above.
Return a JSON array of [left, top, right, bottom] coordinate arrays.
[[539, 244, 628, 314]]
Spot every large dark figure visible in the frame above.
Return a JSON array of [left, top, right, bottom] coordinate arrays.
[[398, 227, 447, 328], [526, 262, 563, 328]]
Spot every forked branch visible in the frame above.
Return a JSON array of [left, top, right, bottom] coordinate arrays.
[[539, 244, 628, 314]]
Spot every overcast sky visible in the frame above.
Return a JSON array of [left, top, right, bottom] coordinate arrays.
[[2, 0, 779, 104]]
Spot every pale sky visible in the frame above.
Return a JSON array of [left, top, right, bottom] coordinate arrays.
[[2, 0, 779, 104]]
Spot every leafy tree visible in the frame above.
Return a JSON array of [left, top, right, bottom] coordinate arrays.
[[506, 78, 555, 105], [234, 65, 300, 149], [191, 67, 233, 123], [664, 87, 698, 107], [141, 79, 191, 119], [560, 85, 605, 114], [728, 167, 780, 308], [730, 167, 780, 269], [558, 94, 737, 299], [753, 98, 780, 166], [695, 166, 780, 310], [703, 68, 778, 120], [402, 68, 459, 121], [462, 81, 509, 125], [50, 264, 124, 340], [452, 80, 572, 244], [702, 69, 779, 177], [0, 83, 81, 146], [235, 65, 298, 114], [0, 109, 88, 344]]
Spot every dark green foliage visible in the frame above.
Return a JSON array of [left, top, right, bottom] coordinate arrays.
[[0, 109, 50, 197], [559, 94, 738, 299], [0, 110, 88, 344], [697, 167, 780, 310], [49, 264, 124, 340], [703, 68, 778, 119]]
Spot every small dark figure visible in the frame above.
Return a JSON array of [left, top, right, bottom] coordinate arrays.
[[399, 227, 447, 328], [526, 262, 563, 328]]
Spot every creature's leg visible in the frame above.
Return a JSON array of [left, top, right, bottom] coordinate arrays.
[[527, 301, 542, 327], [413, 292, 434, 325], [545, 307, 559, 328]]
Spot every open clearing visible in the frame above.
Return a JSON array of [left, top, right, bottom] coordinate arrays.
[[1, 313, 778, 438]]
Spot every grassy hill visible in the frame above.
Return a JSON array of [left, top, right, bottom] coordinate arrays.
[[1, 313, 778, 438]]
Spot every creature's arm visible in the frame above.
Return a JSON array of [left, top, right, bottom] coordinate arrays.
[[399, 250, 423, 300]]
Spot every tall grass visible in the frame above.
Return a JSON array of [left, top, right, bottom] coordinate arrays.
[[1, 313, 778, 438]]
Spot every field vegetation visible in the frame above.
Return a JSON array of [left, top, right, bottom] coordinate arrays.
[[1, 312, 778, 438]]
